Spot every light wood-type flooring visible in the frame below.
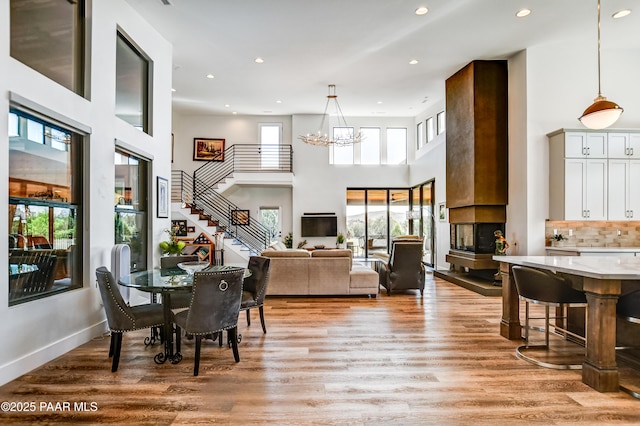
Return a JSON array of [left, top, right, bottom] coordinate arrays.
[[1, 273, 640, 425]]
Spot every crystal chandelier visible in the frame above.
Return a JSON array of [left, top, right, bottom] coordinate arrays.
[[578, 0, 623, 129], [299, 84, 363, 147]]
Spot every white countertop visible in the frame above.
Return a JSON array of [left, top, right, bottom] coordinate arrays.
[[494, 255, 640, 280], [545, 246, 640, 253]]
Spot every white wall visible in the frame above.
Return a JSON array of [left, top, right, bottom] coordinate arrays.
[[0, 0, 172, 385]]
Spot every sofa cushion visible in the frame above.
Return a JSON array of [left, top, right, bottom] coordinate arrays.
[[311, 249, 352, 269], [261, 249, 310, 258], [349, 264, 379, 295]]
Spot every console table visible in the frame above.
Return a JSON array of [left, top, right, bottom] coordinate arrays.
[[495, 255, 640, 392]]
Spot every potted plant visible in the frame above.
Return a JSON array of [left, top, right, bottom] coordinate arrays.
[[159, 226, 186, 255], [283, 232, 293, 249], [336, 232, 346, 249], [551, 234, 567, 247]]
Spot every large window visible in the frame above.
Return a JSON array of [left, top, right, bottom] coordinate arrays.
[[331, 127, 355, 165], [426, 117, 434, 142], [417, 122, 424, 149], [116, 32, 150, 134], [115, 150, 149, 273], [259, 123, 282, 169], [10, 0, 86, 96], [386, 128, 407, 164], [360, 127, 381, 165], [8, 109, 84, 306]]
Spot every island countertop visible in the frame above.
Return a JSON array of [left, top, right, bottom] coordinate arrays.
[[545, 246, 640, 254], [494, 255, 640, 280]]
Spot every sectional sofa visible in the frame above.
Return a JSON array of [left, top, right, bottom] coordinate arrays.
[[260, 248, 378, 297]]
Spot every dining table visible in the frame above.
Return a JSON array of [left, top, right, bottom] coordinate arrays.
[[118, 265, 248, 365], [495, 255, 640, 393]]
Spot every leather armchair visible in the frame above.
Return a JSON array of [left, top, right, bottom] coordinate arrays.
[[378, 240, 425, 295]]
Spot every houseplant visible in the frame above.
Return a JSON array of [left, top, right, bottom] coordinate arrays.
[[336, 232, 345, 249], [159, 226, 186, 255], [551, 233, 567, 247]]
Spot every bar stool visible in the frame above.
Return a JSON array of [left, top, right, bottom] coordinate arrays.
[[512, 265, 588, 370], [617, 289, 640, 399]]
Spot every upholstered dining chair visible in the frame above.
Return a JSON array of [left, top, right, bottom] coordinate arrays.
[[378, 239, 425, 295], [95, 266, 165, 372], [174, 269, 244, 376], [511, 265, 587, 370], [240, 256, 271, 333], [160, 254, 199, 310]]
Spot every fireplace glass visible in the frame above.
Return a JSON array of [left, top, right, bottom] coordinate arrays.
[[450, 223, 505, 254]]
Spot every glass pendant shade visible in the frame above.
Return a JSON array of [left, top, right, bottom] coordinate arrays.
[[579, 95, 624, 129]]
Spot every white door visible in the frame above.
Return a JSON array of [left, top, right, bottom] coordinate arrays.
[[607, 159, 629, 220], [585, 133, 608, 158], [629, 134, 640, 159], [628, 161, 640, 219], [565, 133, 586, 158], [565, 159, 586, 220], [607, 133, 629, 159]]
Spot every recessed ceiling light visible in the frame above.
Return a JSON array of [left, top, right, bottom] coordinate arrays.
[[377, 101, 383, 105], [415, 7, 428, 16], [206, 74, 215, 79], [409, 59, 419, 65], [612, 9, 631, 19], [516, 9, 531, 18], [225, 104, 231, 108], [276, 100, 282, 104], [232, 111, 238, 115], [171, 88, 176, 92], [255, 57, 264, 63]]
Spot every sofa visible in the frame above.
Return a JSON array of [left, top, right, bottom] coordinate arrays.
[[260, 248, 378, 297]]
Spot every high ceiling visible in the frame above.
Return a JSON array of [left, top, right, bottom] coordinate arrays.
[[125, 0, 639, 118]]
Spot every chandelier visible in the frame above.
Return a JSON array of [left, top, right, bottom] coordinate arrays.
[[578, 0, 623, 129], [299, 84, 363, 146]]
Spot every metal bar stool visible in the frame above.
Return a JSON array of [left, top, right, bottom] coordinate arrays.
[[617, 289, 640, 399], [512, 265, 587, 370]]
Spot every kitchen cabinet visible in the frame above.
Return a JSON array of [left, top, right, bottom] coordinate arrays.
[[607, 133, 640, 159], [607, 159, 640, 220], [548, 129, 640, 221]]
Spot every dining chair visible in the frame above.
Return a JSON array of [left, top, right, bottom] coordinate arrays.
[[160, 254, 199, 309], [240, 256, 271, 333], [95, 266, 165, 372], [174, 269, 244, 376]]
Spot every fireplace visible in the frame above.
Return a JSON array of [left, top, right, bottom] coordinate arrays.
[[450, 223, 505, 254]]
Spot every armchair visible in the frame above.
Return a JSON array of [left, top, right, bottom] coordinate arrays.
[[378, 239, 425, 295]]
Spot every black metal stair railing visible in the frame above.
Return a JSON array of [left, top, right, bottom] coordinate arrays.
[[170, 144, 292, 254]]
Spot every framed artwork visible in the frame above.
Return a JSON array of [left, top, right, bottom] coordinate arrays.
[[171, 220, 187, 236], [187, 226, 195, 233], [231, 209, 250, 226], [157, 176, 168, 218], [438, 203, 447, 222], [193, 138, 225, 161]]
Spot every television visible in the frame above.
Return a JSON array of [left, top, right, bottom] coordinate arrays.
[[301, 216, 337, 237]]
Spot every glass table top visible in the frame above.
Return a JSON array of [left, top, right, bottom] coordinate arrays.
[[118, 265, 248, 291]]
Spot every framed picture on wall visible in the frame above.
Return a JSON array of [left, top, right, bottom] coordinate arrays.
[[157, 176, 169, 218], [231, 209, 250, 226], [438, 203, 447, 222], [171, 220, 187, 236], [193, 138, 225, 161], [187, 226, 195, 233]]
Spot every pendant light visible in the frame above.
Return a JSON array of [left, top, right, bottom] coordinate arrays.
[[579, 0, 623, 129]]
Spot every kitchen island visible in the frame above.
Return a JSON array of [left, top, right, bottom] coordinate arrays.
[[495, 255, 640, 392], [546, 246, 640, 256]]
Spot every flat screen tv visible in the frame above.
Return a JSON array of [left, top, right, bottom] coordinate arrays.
[[301, 216, 337, 237]]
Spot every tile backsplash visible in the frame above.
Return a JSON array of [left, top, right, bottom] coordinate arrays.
[[545, 221, 640, 247]]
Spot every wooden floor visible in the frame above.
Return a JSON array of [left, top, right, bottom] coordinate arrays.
[[1, 274, 640, 425]]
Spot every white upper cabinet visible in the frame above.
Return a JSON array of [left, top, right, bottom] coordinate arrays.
[[607, 133, 640, 159], [563, 132, 607, 158]]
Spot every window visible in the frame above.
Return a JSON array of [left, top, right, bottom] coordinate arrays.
[[437, 111, 446, 135], [360, 127, 380, 165], [259, 207, 281, 243], [417, 122, 424, 149], [426, 117, 434, 142], [331, 127, 355, 165], [115, 150, 149, 273], [259, 123, 282, 169], [8, 109, 84, 306], [386, 128, 407, 164], [10, 0, 86, 95], [116, 32, 150, 134]]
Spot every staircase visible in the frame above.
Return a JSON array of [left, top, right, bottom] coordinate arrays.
[[170, 144, 293, 259]]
